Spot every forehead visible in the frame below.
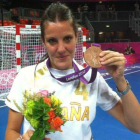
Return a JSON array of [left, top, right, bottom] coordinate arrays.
[[44, 21, 75, 36]]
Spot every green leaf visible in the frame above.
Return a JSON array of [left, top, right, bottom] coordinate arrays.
[[44, 121, 50, 130], [49, 128, 55, 133], [30, 128, 45, 140], [43, 115, 49, 121], [31, 99, 51, 120]]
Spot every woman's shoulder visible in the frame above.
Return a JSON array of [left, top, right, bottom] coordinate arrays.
[[18, 60, 46, 76]]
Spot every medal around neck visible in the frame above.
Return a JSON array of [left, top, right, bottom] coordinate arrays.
[[84, 43, 102, 68], [46, 58, 97, 84]]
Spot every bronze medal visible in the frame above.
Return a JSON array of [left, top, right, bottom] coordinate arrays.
[[84, 44, 102, 68]]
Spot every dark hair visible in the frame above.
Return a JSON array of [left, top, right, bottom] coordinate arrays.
[[34, 2, 78, 72], [41, 2, 77, 42]]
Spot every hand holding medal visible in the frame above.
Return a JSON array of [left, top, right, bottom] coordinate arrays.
[[84, 43, 102, 68]]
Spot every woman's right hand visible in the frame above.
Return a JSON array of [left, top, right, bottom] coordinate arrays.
[[21, 129, 51, 140], [21, 129, 34, 140]]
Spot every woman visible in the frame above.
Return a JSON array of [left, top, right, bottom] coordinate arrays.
[[5, 2, 140, 140]]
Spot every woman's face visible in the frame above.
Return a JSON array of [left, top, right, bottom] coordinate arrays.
[[43, 21, 77, 70]]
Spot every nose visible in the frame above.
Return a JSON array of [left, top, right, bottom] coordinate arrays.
[[57, 41, 66, 53]]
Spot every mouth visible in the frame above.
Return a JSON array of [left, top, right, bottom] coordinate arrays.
[[57, 55, 68, 60]]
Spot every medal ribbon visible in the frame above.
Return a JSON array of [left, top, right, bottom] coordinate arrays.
[[46, 58, 97, 84]]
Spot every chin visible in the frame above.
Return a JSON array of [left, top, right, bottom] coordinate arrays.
[[56, 63, 72, 70]]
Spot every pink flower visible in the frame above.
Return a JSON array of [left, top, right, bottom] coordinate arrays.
[[37, 90, 49, 97]]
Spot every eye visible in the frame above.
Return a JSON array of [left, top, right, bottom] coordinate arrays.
[[47, 38, 57, 45], [64, 36, 73, 43]]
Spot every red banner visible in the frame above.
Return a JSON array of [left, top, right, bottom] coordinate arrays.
[[125, 54, 140, 65]]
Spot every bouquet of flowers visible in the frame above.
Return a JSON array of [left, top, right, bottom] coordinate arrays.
[[14, 90, 66, 140]]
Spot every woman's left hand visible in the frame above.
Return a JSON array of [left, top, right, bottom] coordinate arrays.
[[99, 50, 126, 79]]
